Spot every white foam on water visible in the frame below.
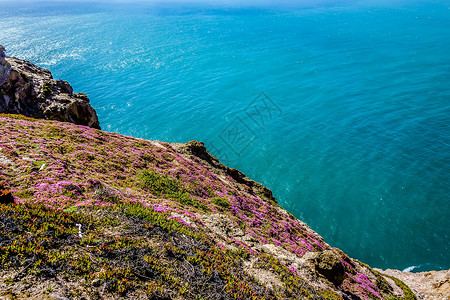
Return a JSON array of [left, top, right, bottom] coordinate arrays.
[[402, 265, 419, 272]]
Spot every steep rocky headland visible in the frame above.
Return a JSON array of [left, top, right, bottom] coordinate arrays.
[[0, 46, 100, 129], [0, 51, 448, 300]]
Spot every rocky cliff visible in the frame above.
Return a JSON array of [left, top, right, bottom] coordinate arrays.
[[0, 46, 100, 129], [0, 113, 419, 300], [0, 54, 447, 300], [375, 269, 449, 300]]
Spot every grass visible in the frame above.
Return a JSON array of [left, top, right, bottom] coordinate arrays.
[[137, 170, 209, 211], [137, 170, 181, 197], [211, 196, 231, 209], [0, 201, 345, 299]]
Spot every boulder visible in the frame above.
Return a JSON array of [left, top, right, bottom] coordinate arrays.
[[304, 249, 346, 285]]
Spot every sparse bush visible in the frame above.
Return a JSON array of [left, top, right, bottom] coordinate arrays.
[[93, 184, 120, 204], [211, 196, 231, 209], [43, 82, 53, 96], [137, 170, 181, 197]]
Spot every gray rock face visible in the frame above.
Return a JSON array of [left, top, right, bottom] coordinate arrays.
[[0, 47, 100, 129], [0, 45, 12, 86]]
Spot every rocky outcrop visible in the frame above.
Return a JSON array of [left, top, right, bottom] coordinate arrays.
[[0, 46, 100, 129], [173, 140, 277, 204], [304, 249, 347, 285], [377, 269, 450, 299]]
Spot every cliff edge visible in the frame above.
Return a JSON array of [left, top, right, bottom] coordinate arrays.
[[0, 46, 100, 129], [376, 269, 449, 300], [0, 113, 419, 300], [0, 53, 446, 300]]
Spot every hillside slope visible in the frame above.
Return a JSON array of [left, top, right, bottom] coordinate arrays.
[[0, 114, 416, 300]]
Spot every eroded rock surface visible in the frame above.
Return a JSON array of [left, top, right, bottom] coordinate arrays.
[[303, 249, 347, 285], [0, 45, 11, 86], [0, 46, 100, 129], [377, 269, 450, 299]]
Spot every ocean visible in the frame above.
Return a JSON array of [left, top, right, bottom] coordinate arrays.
[[1, 0, 449, 272]]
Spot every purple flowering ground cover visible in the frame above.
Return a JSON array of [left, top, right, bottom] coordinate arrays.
[[0, 114, 415, 299]]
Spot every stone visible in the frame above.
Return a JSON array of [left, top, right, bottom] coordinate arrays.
[[91, 278, 101, 287], [305, 249, 346, 285], [377, 268, 450, 300], [0, 48, 100, 129]]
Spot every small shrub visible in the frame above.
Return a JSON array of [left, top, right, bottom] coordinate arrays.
[[319, 290, 344, 300], [94, 185, 120, 204], [43, 82, 53, 96], [137, 171, 208, 210], [178, 192, 209, 211], [211, 197, 231, 209], [137, 170, 180, 197]]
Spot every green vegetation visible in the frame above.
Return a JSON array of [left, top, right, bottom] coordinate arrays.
[[318, 290, 344, 300], [0, 114, 413, 299], [43, 82, 53, 96], [0, 202, 216, 298], [381, 273, 417, 300], [360, 262, 417, 300], [137, 170, 209, 211], [0, 202, 345, 299], [211, 196, 231, 209], [31, 160, 46, 169], [137, 170, 180, 196]]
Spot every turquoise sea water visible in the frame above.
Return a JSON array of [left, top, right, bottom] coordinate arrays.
[[1, 0, 449, 272]]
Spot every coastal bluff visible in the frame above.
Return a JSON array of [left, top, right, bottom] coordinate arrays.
[[0, 46, 100, 129], [0, 54, 448, 300]]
